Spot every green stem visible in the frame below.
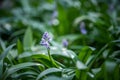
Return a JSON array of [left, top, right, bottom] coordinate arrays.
[[47, 49, 59, 68], [47, 49, 53, 66], [48, 49, 52, 62]]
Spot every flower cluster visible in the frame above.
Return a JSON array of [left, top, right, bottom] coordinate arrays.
[[109, 4, 114, 12], [79, 22, 87, 34], [40, 32, 51, 49], [62, 39, 68, 47]]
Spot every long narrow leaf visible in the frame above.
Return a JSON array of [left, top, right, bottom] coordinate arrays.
[[0, 60, 3, 78], [23, 28, 33, 51], [0, 44, 15, 61], [2, 62, 44, 80], [36, 68, 61, 80]]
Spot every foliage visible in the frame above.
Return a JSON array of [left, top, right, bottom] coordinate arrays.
[[0, 0, 120, 80]]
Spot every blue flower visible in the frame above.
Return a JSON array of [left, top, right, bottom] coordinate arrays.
[[62, 39, 68, 47], [79, 22, 87, 34], [40, 32, 51, 49], [52, 11, 58, 19], [109, 4, 114, 12]]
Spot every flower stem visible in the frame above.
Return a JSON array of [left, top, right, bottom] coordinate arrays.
[[47, 49, 59, 68], [47, 49, 53, 65]]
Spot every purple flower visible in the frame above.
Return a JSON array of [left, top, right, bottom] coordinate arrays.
[[52, 11, 58, 19], [79, 22, 87, 34], [62, 39, 68, 47], [40, 32, 51, 49], [49, 11, 59, 26], [42, 32, 51, 41], [109, 4, 114, 12]]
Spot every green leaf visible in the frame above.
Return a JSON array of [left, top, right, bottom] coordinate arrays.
[[0, 44, 16, 61], [57, 2, 69, 35], [73, 12, 101, 26], [47, 0, 53, 3], [22, 46, 77, 60], [103, 60, 119, 80], [75, 68, 87, 80], [12, 71, 38, 79], [43, 76, 63, 80], [18, 52, 48, 59], [36, 68, 61, 80], [0, 60, 3, 78], [76, 60, 87, 70], [102, 49, 109, 58], [78, 46, 94, 63], [92, 68, 101, 75], [17, 39, 23, 54], [2, 62, 44, 80], [89, 44, 108, 67], [0, 38, 6, 51], [18, 52, 60, 68], [57, 34, 80, 43], [73, 15, 89, 26], [23, 28, 33, 51], [75, 60, 88, 80]]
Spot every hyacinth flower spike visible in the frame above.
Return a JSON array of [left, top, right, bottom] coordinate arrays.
[[62, 39, 68, 48], [40, 32, 51, 49], [79, 22, 87, 35], [40, 32, 58, 67]]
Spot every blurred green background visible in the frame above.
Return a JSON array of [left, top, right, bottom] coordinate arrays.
[[0, 0, 120, 80]]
